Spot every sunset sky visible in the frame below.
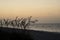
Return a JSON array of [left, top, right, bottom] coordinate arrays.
[[0, 0, 60, 23]]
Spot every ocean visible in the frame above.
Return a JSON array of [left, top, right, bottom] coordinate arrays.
[[29, 23, 60, 32]]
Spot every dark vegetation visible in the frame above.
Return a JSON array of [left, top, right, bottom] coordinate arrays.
[[0, 16, 38, 29], [0, 16, 38, 40]]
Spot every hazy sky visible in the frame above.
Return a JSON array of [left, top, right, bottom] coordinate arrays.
[[0, 0, 60, 23]]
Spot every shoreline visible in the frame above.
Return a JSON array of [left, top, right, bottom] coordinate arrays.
[[0, 27, 60, 40]]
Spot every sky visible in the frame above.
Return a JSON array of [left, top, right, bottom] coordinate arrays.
[[0, 0, 60, 23]]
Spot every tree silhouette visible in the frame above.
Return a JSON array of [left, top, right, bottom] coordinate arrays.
[[20, 18, 27, 29], [3, 19, 10, 27], [20, 16, 37, 30], [0, 19, 3, 27], [0, 16, 38, 30], [24, 16, 32, 29]]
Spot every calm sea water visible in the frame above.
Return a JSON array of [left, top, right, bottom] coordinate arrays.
[[29, 23, 60, 32]]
